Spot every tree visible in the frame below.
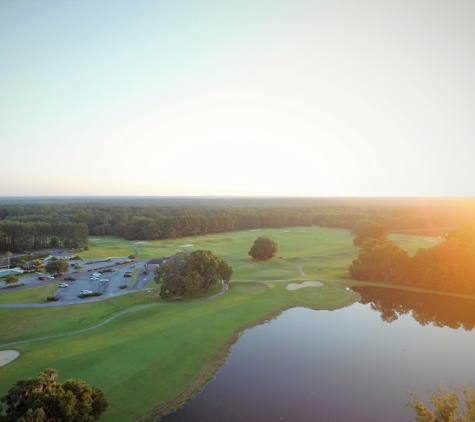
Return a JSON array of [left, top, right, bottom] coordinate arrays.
[[0, 368, 108, 422], [45, 259, 69, 275], [248, 237, 279, 260], [407, 383, 475, 422], [155, 250, 233, 298], [4, 274, 18, 284], [352, 220, 389, 246], [189, 249, 233, 293], [349, 238, 410, 284]]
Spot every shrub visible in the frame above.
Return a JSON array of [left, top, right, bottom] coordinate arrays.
[[119, 285, 127, 289], [64, 277, 76, 281], [5, 274, 19, 284], [0, 283, 26, 290], [46, 296, 59, 301], [78, 292, 102, 298]]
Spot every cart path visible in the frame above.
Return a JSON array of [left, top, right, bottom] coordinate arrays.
[[0, 283, 228, 349]]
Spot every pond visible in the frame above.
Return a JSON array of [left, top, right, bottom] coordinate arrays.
[[160, 287, 475, 421]]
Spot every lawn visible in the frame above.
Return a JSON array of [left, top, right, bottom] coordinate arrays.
[[0, 284, 55, 304], [0, 227, 442, 421]]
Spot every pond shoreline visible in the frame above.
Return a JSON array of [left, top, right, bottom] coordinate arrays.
[[136, 293, 357, 422]]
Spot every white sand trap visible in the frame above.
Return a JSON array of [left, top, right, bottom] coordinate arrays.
[[286, 281, 324, 290], [283, 230, 290, 233], [0, 350, 20, 367], [178, 244, 194, 247], [250, 229, 262, 232], [134, 241, 148, 244], [90, 239, 101, 241], [424, 239, 436, 242]]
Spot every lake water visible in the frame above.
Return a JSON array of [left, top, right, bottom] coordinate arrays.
[[160, 287, 475, 421]]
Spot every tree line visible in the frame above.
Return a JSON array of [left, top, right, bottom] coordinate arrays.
[[0, 220, 89, 253], [1, 198, 470, 253], [349, 220, 475, 295]]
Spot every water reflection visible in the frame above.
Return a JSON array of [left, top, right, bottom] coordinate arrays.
[[351, 286, 475, 330], [159, 290, 475, 422]]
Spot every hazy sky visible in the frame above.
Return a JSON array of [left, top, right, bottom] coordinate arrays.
[[1, 0, 474, 197]]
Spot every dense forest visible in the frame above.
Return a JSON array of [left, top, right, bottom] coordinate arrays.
[[0, 197, 473, 254], [350, 220, 475, 295]]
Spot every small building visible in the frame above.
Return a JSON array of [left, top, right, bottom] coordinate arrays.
[[146, 258, 169, 268]]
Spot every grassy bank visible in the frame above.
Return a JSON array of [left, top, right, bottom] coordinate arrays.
[[0, 227, 440, 421]]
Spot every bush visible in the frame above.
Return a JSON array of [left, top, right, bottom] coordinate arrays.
[[78, 292, 102, 298], [46, 296, 59, 301], [5, 274, 19, 284], [102, 268, 114, 273], [74, 264, 83, 269], [64, 277, 76, 281], [0, 283, 26, 290], [128, 254, 137, 259], [119, 285, 127, 289]]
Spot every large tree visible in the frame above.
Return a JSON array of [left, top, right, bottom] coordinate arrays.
[[248, 237, 279, 260], [155, 250, 232, 299], [0, 368, 108, 422], [352, 220, 389, 246], [45, 259, 69, 275]]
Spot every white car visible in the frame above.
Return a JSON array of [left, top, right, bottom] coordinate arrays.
[[100, 279, 109, 282], [47, 275, 55, 279], [58, 283, 68, 288], [80, 290, 93, 295]]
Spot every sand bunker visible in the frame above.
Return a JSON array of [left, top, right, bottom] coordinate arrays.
[[0, 350, 20, 367], [286, 281, 323, 290], [134, 241, 148, 244], [250, 229, 262, 232], [178, 244, 194, 247]]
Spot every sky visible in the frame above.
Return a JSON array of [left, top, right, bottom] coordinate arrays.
[[1, 0, 474, 197]]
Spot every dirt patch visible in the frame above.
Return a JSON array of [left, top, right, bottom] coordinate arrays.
[[0, 350, 20, 367]]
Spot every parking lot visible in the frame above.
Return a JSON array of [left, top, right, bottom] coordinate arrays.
[[0, 258, 159, 304]]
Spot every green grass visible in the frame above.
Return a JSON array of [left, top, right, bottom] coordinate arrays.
[[0, 284, 55, 304], [0, 282, 353, 422], [79, 237, 137, 259], [0, 227, 444, 421], [129, 267, 138, 287]]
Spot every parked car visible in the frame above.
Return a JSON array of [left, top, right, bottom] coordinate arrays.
[[124, 273, 132, 277], [100, 279, 109, 282], [58, 283, 68, 288], [38, 276, 45, 280], [47, 275, 55, 279], [80, 290, 92, 295]]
